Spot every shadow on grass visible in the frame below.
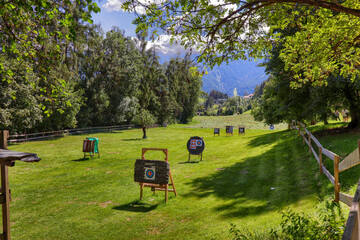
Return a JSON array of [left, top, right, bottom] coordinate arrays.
[[183, 130, 326, 219], [122, 138, 143, 141], [113, 201, 158, 212], [179, 161, 201, 164], [72, 157, 94, 162]]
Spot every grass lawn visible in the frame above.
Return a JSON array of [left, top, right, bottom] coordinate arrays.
[[5, 116, 356, 239]]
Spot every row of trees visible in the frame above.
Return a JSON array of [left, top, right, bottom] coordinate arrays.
[[1, 22, 202, 134], [198, 90, 252, 116]]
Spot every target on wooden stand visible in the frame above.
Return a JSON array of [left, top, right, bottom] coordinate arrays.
[[187, 136, 205, 161], [214, 128, 220, 136], [134, 148, 177, 203], [226, 126, 234, 136], [238, 125, 245, 135]]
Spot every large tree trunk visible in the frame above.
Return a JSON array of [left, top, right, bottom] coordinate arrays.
[[344, 86, 360, 128], [348, 106, 360, 128], [142, 127, 147, 139]]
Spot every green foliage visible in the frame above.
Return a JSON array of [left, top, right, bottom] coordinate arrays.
[[230, 203, 345, 240], [122, 0, 360, 86], [0, 0, 100, 111], [132, 108, 156, 127], [270, 204, 345, 240]]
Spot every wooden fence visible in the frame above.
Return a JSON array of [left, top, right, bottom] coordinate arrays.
[[290, 120, 360, 239], [8, 125, 135, 143]]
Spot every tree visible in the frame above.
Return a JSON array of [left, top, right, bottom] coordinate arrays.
[[133, 109, 156, 139], [122, 0, 360, 85], [0, 0, 100, 106]]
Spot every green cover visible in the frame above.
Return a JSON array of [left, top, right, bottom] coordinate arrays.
[[86, 137, 99, 153]]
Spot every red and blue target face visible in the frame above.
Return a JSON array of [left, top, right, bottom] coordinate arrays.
[[214, 128, 219, 133], [187, 137, 205, 155], [190, 139, 203, 149], [144, 167, 156, 180], [239, 128, 244, 133], [270, 125, 274, 130], [226, 126, 233, 133]]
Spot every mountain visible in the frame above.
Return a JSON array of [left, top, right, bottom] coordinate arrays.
[[202, 60, 268, 96]]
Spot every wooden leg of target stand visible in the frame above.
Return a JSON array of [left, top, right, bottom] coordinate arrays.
[[1, 165, 10, 240], [140, 183, 144, 201], [165, 184, 168, 203], [169, 171, 177, 197]]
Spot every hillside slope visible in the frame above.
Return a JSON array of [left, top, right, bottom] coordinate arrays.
[[202, 60, 268, 96]]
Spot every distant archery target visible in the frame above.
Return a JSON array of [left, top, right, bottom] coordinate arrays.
[[239, 126, 245, 135], [144, 166, 156, 180], [226, 126, 233, 134], [187, 136, 205, 155], [270, 125, 275, 130], [214, 128, 220, 135]]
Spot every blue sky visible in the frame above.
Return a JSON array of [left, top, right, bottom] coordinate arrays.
[[91, 4, 137, 36], [91, 1, 190, 56]]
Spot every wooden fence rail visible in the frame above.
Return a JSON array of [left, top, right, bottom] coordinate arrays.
[[342, 179, 360, 240], [8, 125, 135, 143], [290, 120, 360, 239]]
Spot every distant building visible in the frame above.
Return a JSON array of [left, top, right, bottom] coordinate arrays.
[[243, 93, 254, 100]]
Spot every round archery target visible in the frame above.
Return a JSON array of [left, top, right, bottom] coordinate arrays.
[[270, 125, 274, 130], [144, 166, 156, 180], [187, 136, 205, 155]]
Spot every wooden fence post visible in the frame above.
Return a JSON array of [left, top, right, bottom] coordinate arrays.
[[334, 155, 340, 202], [0, 130, 10, 240], [319, 147, 323, 174], [298, 122, 300, 136]]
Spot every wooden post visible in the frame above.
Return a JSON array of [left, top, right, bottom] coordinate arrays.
[[140, 183, 144, 201], [1, 166, 10, 240], [165, 184, 168, 203], [319, 147, 323, 174], [334, 155, 340, 202], [0, 130, 10, 240], [298, 122, 300, 136], [308, 133, 311, 154], [0, 131, 8, 149]]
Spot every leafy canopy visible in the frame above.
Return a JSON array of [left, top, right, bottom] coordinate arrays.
[[122, 0, 360, 85]]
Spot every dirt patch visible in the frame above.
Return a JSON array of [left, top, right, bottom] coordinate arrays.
[[99, 201, 113, 208], [147, 227, 160, 235], [106, 171, 113, 174]]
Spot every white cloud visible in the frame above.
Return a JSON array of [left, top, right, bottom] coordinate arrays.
[[103, 0, 125, 12], [103, 0, 166, 14], [134, 34, 199, 55]]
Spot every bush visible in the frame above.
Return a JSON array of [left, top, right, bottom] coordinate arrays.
[[230, 202, 345, 240]]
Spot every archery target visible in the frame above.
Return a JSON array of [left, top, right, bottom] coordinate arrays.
[[187, 136, 205, 155], [214, 128, 220, 134], [226, 126, 233, 134], [270, 125, 275, 130], [144, 166, 156, 180]]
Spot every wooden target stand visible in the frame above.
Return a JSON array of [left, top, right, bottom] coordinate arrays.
[[0, 130, 40, 240], [139, 148, 177, 202], [238, 125, 245, 135]]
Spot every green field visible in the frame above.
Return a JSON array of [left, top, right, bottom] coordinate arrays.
[[6, 115, 356, 239]]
